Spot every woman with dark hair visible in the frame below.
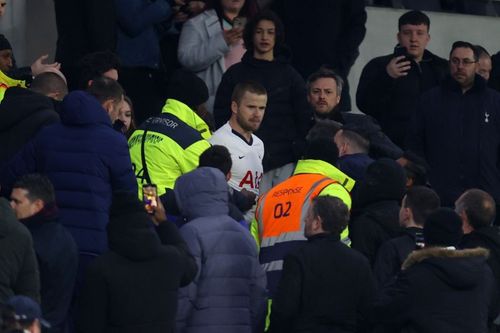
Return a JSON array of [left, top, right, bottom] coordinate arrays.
[[213, 11, 312, 194], [117, 95, 137, 138], [177, 0, 259, 113]]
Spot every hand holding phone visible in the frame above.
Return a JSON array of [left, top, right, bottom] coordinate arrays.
[[142, 184, 158, 214], [387, 46, 411, 79], [233, 16, 247, 30]]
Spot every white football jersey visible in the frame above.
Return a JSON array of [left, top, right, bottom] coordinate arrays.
[[209, 122, 264, 195]]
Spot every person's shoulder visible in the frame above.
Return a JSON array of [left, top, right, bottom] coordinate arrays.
[[186, 9, 217, 26], [364, 54, 393, 68]]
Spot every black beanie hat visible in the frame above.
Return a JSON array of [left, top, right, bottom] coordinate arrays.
[[424, 208, 464, 247], [0, 34, 11, 51], [167, 69, 209, 109]]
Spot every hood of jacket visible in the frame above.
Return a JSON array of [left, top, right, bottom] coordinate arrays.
[[240, 46, 292, 67], [60, 90, 112, 126], [174, 167, 229, 221], [162, 99, 211, 140], [358, 200, 401, 238], [107, 192, 162, 261], [0, 87, 56, 131], [403, 247, 490, 289], [294, 159, 355, 193]]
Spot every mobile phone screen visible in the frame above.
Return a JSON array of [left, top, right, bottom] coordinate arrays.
[[142, 184, 158, 214]]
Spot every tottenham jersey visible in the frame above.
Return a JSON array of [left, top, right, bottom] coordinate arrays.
[[209, 123, 264, 195]]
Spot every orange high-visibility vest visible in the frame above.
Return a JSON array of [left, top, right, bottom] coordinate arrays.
[[256, 174, 337, 249]]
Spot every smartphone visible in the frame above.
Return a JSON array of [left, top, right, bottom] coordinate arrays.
[[142, 184, 158, 215], [233, 16, 247, 30], [394, 45, 409, 60]]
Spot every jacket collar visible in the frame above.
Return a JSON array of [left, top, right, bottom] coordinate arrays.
[[443, 74, 487, 94], [161, 99, 211, 140], [294, 159, 355, 192], [402, 246, 489, 270]]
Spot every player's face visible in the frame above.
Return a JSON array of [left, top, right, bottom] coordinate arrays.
[[233, 91, 267, 133]]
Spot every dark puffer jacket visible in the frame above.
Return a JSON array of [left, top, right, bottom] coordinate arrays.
[[174, 167, 267, 333], [0, 87, 59, 166], [373, 247, 497, 333], [214, 51, 312, 171], [78, 192, 197, 333], [0, 91, 137, 256]]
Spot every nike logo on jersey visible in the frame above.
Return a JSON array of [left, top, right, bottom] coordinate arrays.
[[238, 156, 245, 159]]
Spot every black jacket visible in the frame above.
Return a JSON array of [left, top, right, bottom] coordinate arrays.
[[21, 204, 78, 333], [214, 51, 312, 171], [0, 87, 59, 166], [407, 75, 500, 206], [0, 199, 39, 303], [460, 226, 500, 311], [350, 200, 401, 267], [356, 49, 448, 148], [270, 233, 375, 333], [373, 227, 424, 289], [271, 0, 366, 80], [373, 247, 497, 333], [77, 193, 197, 333]]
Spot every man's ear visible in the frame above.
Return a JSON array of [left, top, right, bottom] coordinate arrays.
[[33, 199, 44, 214], [231, 101, 238, 115], [102, 99, 114, 114]]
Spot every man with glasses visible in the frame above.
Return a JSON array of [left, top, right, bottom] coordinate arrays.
[[408, 41, 500, 224]]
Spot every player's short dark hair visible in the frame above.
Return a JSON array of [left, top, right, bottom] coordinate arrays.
[[13, 173, 56, 205], [199, 145, 232, 176], [231, 81, 267, 105]]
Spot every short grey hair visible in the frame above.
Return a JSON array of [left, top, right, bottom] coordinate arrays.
[[306, 68, 344, 96]]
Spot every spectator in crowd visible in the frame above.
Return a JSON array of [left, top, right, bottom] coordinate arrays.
[[115, 0, 179, 125], [457, 189, 500, 306], [53, 0, 116, 90], [0, 72, 67, 166], [0, 197, 39, 304], [117, 95, 136, 138], [398, 150, 429, 188], [271, 0, 367, 112], [0, 76, 137, 269], [349, 158, 406, 266], [214, 10, 312, 193], [178, 0, 259, 113], [128, 69, 212, 197], [209, 81, 266, 221], [0, 0, 6, 17], [374, 186, 440, 288], [253, 133, 354, 299], [0, 35, 60, 102], [5, 296, 50, 333], [174, 167, 267, 333], [407, 41, 500, 211], [76, 51, 120, 89], [78, 192, 197, 333], [307, 68, 402, 160], [270, 196, 374, 333], [357, 10, 448, 148], [475, 45, 492, 81], [373, 208, 497, 332], [334, 126, 374, 182], [10, 174, 78, 333]]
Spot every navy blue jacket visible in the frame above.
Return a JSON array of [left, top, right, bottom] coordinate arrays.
[[115, 0, 173, 68], [408, 75, 500, 206], [338, 153, 374, 182], [174, 167, 267, 333], [21, 204, 78, 333], [0, 91, 137, 256]]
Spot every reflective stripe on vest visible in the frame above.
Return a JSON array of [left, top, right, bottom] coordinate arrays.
[[256, 174, 337, 249]]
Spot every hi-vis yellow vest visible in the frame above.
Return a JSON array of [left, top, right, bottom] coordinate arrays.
[[0, 70, 26, 101]]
